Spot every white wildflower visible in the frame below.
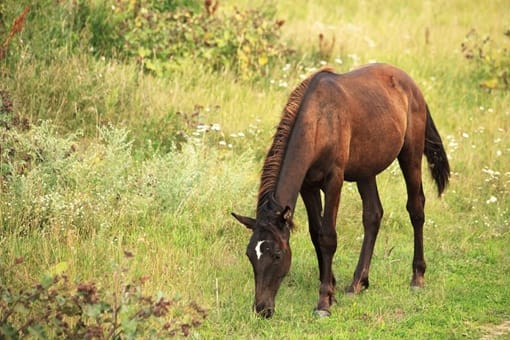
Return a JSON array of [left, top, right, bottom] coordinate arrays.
[[486, 196, 497, 204], [196, 124, 209, 133]]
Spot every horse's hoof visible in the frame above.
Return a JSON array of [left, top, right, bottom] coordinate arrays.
[[411, 276, 424, 288], [313, 309, 331, 318]]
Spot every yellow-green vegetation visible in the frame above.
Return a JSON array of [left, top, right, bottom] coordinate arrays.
[[1, 0, 509, 338]]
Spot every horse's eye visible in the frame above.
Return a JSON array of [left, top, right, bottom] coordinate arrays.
[[273, 249, 283, 261]]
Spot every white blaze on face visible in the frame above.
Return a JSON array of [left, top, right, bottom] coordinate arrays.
[[255, 240, 267, 260]]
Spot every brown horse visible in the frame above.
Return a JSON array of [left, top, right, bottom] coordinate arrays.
[[232, 63, 450, 318]]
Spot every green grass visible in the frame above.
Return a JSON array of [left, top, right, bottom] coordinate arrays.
[[1, 0, 509, 338]]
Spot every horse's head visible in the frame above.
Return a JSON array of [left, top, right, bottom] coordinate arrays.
[[232, 205, 293, 318]]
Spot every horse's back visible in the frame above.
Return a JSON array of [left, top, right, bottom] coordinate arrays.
[[308, 64, 426, 180]]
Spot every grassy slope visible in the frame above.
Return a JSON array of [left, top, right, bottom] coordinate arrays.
[[1, 0, 509, 338]]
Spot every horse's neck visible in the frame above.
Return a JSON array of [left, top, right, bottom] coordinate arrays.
[[274, 182, 300, 212], [274, 138, 311, 211]]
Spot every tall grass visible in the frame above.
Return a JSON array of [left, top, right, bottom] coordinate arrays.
[[1, 0, 509, 338]]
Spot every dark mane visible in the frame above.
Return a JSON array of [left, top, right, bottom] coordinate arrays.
[[257, 67, 335, 214]]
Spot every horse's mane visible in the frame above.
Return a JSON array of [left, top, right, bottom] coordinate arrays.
[[257, 66, 335, 214]]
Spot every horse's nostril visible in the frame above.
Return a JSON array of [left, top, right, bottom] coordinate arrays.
[[262, 307, 274, 318], [254, 303, 274, 318]]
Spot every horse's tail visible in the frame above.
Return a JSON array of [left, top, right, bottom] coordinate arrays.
[[424, 104, 450, 196]]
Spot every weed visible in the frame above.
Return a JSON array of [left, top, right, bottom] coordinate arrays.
[[0, 254, 207, 338], [109, 0, 293, 78], [461, 29, 510, 90]]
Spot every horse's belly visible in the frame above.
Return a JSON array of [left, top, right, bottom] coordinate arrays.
[[344, 157, 396, 181], [342, 110, 406, 181], [343, 140, 403, 181]]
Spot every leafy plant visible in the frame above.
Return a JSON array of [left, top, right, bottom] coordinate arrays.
[[93, 0, 292, 79], [461, 29, 510, 90], [0, 254, 207, 338], [0, 88, 14, 125]]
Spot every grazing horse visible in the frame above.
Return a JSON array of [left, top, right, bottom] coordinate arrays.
[[232, 63, 450, 318]]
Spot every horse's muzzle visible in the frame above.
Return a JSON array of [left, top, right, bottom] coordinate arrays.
[[254, 302, 274, 318]]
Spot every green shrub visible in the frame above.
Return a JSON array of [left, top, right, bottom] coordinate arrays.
[[0, 255, 207, 338], [1, 122, 144, 234], [0, 118, 256, 235], [461, 29, 510, 91], [106, 0, 292, 79], [1, 0, 291, 79]]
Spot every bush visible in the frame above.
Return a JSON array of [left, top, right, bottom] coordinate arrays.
[[105, 0, 292, 79], [461, 29, 510, 91], [0, 117, 256, 234], [1, 0, 292, 80], [0, 255, 207, 338]]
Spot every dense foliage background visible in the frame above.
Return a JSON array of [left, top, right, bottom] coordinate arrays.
[[1, 0, 509, 338]]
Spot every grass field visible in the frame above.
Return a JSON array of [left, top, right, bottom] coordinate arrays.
[[1, 0, 509, 338]]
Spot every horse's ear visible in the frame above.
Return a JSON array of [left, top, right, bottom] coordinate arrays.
[[231, 212, 256, 230]]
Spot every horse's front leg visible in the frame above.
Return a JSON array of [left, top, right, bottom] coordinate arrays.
[[314, 174, 343, 317], [300, 185, 326, 284]]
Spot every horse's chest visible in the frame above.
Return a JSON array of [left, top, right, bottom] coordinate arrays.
[[305, 167, 326, 184]]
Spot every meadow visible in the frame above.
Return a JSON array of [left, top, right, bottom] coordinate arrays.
[[0, 0, 509, 338]]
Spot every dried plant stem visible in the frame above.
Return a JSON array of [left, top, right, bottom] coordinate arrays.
[[0, 6, 29, 60]]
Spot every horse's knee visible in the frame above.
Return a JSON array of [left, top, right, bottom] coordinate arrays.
[[319, 232, 337, 252], [365, 208, 383, 222], [362, 206, 383, 230]]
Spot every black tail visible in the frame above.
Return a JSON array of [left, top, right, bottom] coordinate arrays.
[[424, 105, 450, 196]]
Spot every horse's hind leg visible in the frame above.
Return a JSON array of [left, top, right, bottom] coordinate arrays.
[[348, 177, 383, 294], [398, 153, 427, 288]]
